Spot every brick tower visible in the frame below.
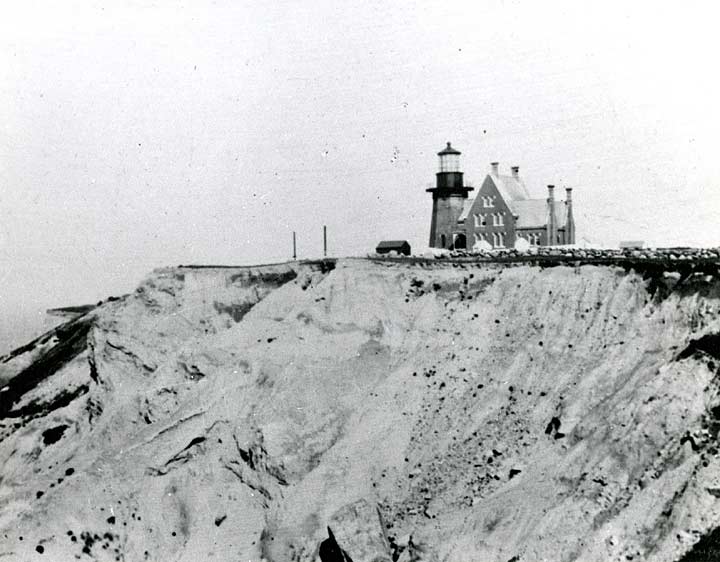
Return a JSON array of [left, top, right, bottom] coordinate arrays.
[[427, 142, 473, 248]]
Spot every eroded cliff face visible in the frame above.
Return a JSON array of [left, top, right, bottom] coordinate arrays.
[[1, 258, 720, 562]]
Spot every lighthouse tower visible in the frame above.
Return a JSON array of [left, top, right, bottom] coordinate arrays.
[[426, 142, 473, 248]]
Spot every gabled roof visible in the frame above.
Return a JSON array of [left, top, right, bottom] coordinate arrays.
[[459, 173, 531, 224], [491, 173, 531, 203], [510, 200, 567, 229], [455, 169, 570, 230], [376, 240, 410, 249]]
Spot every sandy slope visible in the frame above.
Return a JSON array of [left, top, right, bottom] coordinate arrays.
[[1, 258, 720, 562]]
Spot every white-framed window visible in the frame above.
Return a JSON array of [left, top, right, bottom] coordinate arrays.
[[492, 212, 504, 226], [474, 213, 487, 227], [522, 232, 540, 246], [482, 196, 495, 208], [474, 232, 486, 244], [492, 232, 506, 248]]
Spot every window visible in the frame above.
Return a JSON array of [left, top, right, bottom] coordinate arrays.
[[522, 232, 540, 246], [532, 233, 541, 246], [482, 196, 495, 208], [474, 232, 486, 244], [474, 213, 486, 227], [492, 212, 504, 226], [440, 234, 446, 248], [439, 153, 460, 172], [492, 232, 506, 248]]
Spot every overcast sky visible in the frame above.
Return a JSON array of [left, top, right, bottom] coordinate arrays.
[[1, 1, 719, 351]]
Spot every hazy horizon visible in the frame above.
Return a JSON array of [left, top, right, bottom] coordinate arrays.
[[2, 0, 719, 353]]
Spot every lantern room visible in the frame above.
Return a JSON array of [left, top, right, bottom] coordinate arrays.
[[430, 142, 468, 191], [438, 142, 461, 172]]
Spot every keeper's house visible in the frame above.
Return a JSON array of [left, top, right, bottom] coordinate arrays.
[[427, 142, 575, 250]]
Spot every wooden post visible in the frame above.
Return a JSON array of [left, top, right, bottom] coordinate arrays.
[[323, 225, 327, 257], [292, 231, 297, 260]]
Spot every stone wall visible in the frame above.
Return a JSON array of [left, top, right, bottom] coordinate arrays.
[[375, 246, 720, 266]]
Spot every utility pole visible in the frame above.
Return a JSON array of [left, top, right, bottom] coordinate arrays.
[[292, 231, 297, 260], [323, 225, 327, 257]]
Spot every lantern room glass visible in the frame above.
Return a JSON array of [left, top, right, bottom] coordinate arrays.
[[439, 153, 460, 172]]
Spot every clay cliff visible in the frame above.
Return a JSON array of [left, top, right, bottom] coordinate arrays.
[[1, 256, 720, 562]]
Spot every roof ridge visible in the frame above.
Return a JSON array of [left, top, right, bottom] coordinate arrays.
[[491, 173, 531, 202]]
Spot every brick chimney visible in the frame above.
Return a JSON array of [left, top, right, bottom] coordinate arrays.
[[511, 166, 519, 179], [547, 185, 556, 246], [565, 187, 575, 244], [490, 162, 499, 176]]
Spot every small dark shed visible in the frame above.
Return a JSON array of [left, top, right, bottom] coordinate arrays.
[[375, 240, 411, 256]]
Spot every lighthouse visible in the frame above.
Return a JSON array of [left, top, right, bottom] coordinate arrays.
[[426, 142, 473, 249]]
